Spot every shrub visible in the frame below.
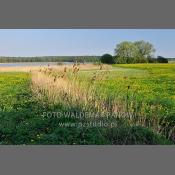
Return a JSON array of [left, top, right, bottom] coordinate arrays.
[[100, 54, 115, 64], [148, 57, 157, 63], [157, 56, 168, 63]]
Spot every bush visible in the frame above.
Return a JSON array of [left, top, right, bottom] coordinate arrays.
[[157, 56, 168, 63], [100, 54, 115, 64], [148, 57, 157, 63]]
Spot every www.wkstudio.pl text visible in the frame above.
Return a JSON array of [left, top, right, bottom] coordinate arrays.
[[57, 121, 118, 128]]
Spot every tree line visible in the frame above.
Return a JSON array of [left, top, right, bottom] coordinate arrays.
[[100, 40, 169, 64], [0, 56, 100, 63], [0, 41, 171, 64]]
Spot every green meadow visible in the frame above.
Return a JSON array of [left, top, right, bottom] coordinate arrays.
[[0, 64, 174, 144]]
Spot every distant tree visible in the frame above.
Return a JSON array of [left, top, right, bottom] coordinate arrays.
[[134, 40, 156, 58], [114, 40, 156, 64], [114, 41, 139, 63], [157, 56, 168, 63], [147, 57, 157, 63], [100, 54, 115, 64]]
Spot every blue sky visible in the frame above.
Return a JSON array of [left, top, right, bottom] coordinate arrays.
[[0, 29, 175, 57]]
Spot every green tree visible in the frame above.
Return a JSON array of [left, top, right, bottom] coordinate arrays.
[[157, 56, 168, 63], [100, 54, 115, 64], [134, 40, 155, 59], [114, 41, 139, 63], [114, 40, 156, 64]]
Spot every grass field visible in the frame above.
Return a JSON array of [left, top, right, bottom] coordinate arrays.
[[0, 63, 174, 144]]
